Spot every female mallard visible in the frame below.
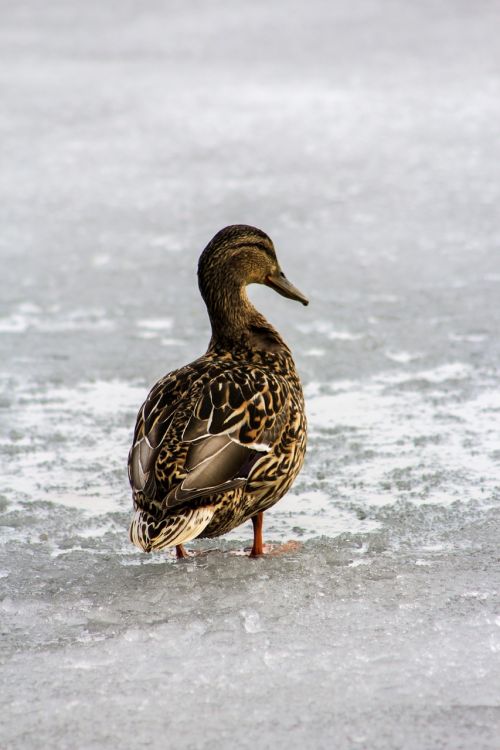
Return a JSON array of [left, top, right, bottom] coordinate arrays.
[[128, 224, 308, 558]]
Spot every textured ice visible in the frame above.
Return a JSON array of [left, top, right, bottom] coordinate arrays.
[[0, 304, 115, 333], [1, 0, 500, 748]]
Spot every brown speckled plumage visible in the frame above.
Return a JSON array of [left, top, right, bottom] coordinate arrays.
[[128, 225, 308, 555]]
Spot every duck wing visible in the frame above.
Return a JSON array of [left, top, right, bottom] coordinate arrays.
[[128, 371, 183, 501], [129, 367, 287, 509], [168, 369, 288, 507]]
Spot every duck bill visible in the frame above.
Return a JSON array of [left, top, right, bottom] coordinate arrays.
[[266, 273, 309, 306]]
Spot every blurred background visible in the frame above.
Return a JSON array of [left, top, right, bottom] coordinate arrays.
[[1, 1, 499, 748]]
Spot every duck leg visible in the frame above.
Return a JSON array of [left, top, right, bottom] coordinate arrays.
[[250, 512, 264, 557], [176, 544, 189, 559]]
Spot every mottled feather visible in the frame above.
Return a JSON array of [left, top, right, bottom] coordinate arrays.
[[128, 225, 308, 553]]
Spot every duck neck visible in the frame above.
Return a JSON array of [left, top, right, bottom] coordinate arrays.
[[201, 280, 286, 352]]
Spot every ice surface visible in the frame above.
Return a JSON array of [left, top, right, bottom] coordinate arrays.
[[1, 0, 500, 748]]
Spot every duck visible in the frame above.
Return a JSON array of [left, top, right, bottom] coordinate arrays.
[[128, 224, 308, 558]]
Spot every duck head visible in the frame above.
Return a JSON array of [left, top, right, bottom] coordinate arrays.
[[198, 224, 309, 307]]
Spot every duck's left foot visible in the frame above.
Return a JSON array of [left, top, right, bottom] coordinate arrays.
[[175, 544, 189, 559]]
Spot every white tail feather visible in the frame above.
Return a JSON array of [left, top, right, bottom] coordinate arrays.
[[129, 506, 215, 552]]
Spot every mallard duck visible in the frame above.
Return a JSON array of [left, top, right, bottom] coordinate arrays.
[[128, 224, 308, 557]]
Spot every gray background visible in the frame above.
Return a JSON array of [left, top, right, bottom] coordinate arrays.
[[1, 1, 499, 748]]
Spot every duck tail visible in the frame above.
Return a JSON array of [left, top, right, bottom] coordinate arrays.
[[129, 505, 215, 553]]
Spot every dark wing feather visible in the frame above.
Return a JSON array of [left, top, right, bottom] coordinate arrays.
[[165, 370, 287, 508], [128, 373, 181, 498], [129, 366, 288, 510]]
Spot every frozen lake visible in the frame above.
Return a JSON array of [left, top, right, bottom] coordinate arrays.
[[1, 0, 500, 747]]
